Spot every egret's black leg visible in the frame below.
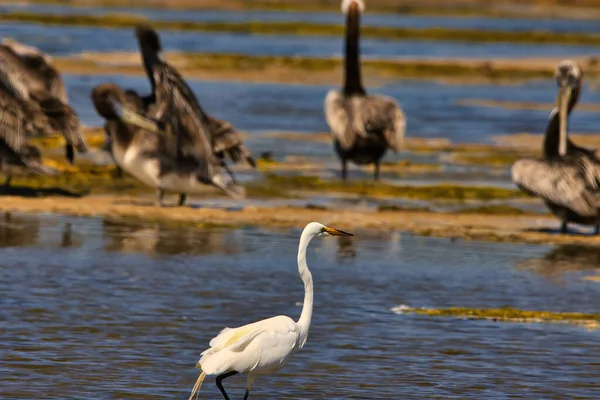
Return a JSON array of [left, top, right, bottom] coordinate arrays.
[[155, 189, 164, 207], [374, 160, 381, 181], [341, 159, 348, 181], [216, 371, 238, 400], [243, 388, 250, 400], [560, 221, 568, 234], [1, 175, 12, 194], [595, 225, 599, 235], [178, 193, 187, 207]]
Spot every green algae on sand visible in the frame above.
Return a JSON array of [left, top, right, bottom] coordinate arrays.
[[394, 306, 600, 328], [260, 174, 526, 201]]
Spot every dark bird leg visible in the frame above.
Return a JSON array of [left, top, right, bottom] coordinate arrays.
[[560, 221, 568, 234], [178, 193, 187, 207], [243, 389, 251, 400], [595, 225, 599, 235], [155, 189, 164, 207], [113, 165, 124, 179], [66, 144, 75, 165], [1, 175, 12, 194], [215, 371, 239, 400], [341, 159, 348, 181], [374, 160, 381, 181]]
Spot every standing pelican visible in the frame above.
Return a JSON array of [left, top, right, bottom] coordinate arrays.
[[188, 222, 353, 400], [0, 84, 57, 191], [512, 60, 600, 234], [0, 39, 87, 164], [324, 0, 406, 181], [134, 25, 254, 205], [91, 83, 244, 205]]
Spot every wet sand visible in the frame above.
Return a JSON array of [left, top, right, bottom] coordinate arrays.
[[0, 195, 598, 246], [54, 52, 600, 85]]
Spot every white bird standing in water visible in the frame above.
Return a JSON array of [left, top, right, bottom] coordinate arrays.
[[188, 222, 353, 400]]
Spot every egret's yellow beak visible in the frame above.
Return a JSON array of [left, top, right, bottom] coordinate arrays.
[[324, 226, 354, 236]]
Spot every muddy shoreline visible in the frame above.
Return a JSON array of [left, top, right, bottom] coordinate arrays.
[[0, 195, 598, 246]]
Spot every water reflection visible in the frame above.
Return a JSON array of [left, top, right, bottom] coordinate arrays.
[[0, 212, 40, 248], [102, 219, 245, 257], [516, 245, 600, 281]]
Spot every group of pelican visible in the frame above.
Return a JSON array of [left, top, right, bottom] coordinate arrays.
[[92, 25, 254, 206], [0, 0, 598, 234], [0, 38, 88, 190]]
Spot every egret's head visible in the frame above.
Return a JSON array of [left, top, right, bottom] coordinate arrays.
[[555, 60, 582, 90], [342, 0, 365, 14], [304, 222, 353, 237]]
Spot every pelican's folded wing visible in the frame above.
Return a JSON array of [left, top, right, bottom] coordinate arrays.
[[511, 158, 600, 216], [206, 115, 255, 166], [324, 90, 356, 150]]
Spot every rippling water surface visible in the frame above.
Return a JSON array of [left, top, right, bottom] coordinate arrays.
[[4, 3, 600, 33], [0, 213, 598, 399], [67, 75, 600, 145], [2, 22, 599, 59]]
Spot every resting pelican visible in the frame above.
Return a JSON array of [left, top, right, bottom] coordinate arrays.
[[91, 83, 245, 205], [0, 39, 87, 164], [324, 0, 406, 181], [512, 60, 600, 234], [0, 85, 57, 190], [134, 25, 254, 205], [188, 222, 353, 400]]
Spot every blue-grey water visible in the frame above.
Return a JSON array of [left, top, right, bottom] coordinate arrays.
[[0, 213, 598, 399], [68, 74, 600, 146], [2, 22, 599, 60], [4, 3, 600, 34]]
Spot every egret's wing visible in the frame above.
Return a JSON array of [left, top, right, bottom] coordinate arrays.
[[362, 95, 406, 152], [324, 90, 356, 150], [199, 316, 298, 374], [512, 158, 600, 216]]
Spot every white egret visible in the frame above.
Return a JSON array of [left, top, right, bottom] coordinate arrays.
[[188, 222, 353, 400]]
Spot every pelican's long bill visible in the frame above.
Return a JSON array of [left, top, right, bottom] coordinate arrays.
[[324, 226, 354, 236], [113, 99, 163, 135], [557, 83, 572, 157]]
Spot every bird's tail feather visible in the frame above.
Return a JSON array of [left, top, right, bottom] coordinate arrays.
[[211, 173, 245, 200], [26, 162, 59, 176], [188, 371, 206, 400]]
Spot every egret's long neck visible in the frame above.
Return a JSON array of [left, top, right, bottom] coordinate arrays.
[[296, 230, 314, 338], [543, 86, 580, 159], [343, 3, 366, 96]]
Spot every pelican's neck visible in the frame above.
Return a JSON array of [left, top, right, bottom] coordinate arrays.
[[140, 47, 161, 95], [296, 229, 315, 341], [543, 86, 580, 159], [343, 4, 366, 97]]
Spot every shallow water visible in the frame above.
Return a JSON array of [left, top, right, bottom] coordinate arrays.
[[4, 3, 600, 34], [68, 74, 600, 145], [3, 22, 600, 60], [0, 213, 598, 399]]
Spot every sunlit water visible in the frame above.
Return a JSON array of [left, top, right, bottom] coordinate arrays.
[[4, 3, 600, 33], [68, 75, 600, 145], [2, 22, 600, 59], [0, 213, 598, 398]]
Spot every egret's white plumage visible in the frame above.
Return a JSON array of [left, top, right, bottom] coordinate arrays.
[[189, 222, 353, 400]]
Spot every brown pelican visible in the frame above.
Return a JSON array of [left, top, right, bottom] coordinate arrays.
[[0, 85, 57, 191], [133, 25, 254, 205], [0, 39, 88, 164], [511, 60, 600, 234], [324, 0, 406, 181], [91, 83, 245, 206]]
